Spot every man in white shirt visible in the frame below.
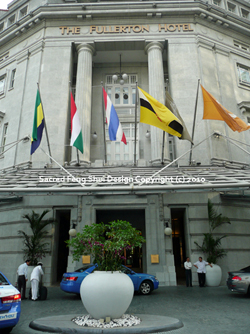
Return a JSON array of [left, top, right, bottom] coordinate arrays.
[[194, 257, 212, 287], [30, 262, 44, 301], [184, 257, 193, 287], [17, 259, 30, 300]]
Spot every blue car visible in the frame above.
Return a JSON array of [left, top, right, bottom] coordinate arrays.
[[0, 272, 21, 333], [60, 264, 159, 295]]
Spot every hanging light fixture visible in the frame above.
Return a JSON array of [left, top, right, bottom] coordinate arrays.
[[164, 221, 172, 236], [112, 54, 128, 85], [69, 223, 77, 237]]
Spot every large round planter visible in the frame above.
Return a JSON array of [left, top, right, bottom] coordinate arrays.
[[205, 264, 222, 287], [80, 271, 134, 320]]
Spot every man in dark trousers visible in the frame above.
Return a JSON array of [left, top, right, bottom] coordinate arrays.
[[194, 257, 212, 287], [17, 259, 30, 300]]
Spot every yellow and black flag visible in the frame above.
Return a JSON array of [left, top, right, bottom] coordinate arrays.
[[138, 87, 183, 138]]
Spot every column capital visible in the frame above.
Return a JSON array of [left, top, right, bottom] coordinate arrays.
[[145, 41, 165, 55], [76, 43, 95, 56]]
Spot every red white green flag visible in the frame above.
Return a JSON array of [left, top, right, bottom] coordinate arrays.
[[70, 92, 83, 153]]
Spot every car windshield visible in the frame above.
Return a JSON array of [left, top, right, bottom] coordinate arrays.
[[0, 273, 9, 285], [75, 265, 94, 273], [120, 266, 132, 275]]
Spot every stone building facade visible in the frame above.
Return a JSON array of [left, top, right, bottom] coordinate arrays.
[[0, 0, 250, 287]]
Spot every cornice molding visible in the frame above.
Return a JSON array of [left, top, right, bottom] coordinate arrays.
[[0, 1, 250, 49]]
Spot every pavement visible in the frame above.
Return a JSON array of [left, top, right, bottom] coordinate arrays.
[[11, 285, 249, 334]]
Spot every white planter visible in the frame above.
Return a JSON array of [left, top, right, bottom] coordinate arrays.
[[205, 264, 222, 287], [80, 271, 134, 320]]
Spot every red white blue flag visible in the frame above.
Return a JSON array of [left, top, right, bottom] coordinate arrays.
[[103, 87, 127, 145]]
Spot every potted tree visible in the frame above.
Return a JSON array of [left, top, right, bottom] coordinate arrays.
[[18, 210, 55, 286], [66, 220, 145, 320], [194, 199, 230, 286]]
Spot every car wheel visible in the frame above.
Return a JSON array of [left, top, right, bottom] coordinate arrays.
[[247, 285, 250, 296], [139, 281, 153, 295]]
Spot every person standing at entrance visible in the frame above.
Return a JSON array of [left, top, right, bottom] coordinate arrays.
[[194, 257, 212, 287], [30, 262, 44, 301], [17, 259, 30, 300], [184, 257, 192, 287]]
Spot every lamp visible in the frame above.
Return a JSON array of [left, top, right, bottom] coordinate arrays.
[[145, 130, 150, 138], [92, 132, 97, 139], [69, 223, 77, 237], [164, 221, 172, 236], [112, 54, 128, 85]]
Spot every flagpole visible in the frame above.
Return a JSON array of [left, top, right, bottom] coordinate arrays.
[[39, 147, 86, 187], [69, 82, 80, 166], [189, 79, 200, 165], [139, 133, 213, 186], [161, 132, 165, 165], [220, 133, 250, 156], [134, 81, 138, 166], [37, 82, 53, 164], [101, 82, 107, 164]]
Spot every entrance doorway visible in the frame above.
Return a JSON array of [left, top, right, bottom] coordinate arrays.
[[52, 210, 71, 284], [96, 209, 146, 273], [171, 208, 186, 285]]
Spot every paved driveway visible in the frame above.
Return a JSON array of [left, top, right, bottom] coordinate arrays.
[[12, 286, 249, 334]]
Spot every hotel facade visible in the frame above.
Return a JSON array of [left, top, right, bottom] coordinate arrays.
[[0, 0, 250, 286]]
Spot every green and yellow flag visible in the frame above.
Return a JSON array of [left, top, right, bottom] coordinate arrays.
[[138, 87, 183, 138], [31, 89, 45, 155]]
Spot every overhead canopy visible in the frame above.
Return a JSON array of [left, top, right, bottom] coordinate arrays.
[[0, 165, 250, 195]]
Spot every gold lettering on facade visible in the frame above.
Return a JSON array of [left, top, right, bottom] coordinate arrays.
[[75, 27, 80, 34], [133, 25, 142, 33], [167, 24, 176, 32], [96, 26, 104, 34], [142, 25, 149, 32], [59, 26, 67, 35], [188, 24, 194, 31], [59, 26, 81, 35], [60, 24, 193, 35], [158, 23, 193, 32], [120, 26, 127, 33]]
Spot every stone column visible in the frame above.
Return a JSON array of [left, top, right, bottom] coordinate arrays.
[[145, 41, 167, 162], [74, 43, 95, 163]]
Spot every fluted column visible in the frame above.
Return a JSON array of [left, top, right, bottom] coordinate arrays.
[[74, 43, 95, 162], [145, 41, 167, 162]]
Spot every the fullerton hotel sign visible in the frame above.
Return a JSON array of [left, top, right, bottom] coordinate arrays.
[[59, 24, 194, 35]]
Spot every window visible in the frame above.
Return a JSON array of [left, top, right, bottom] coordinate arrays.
[[8, 14, 16, 27], [1, 123, 8, 154], [0, 52, 9, 63], [168, 135, 176, 161], [106, 123, 138, 162], [19, 6, 28, 18], [241, 9, 249, 19], [105, 74, 139, 162], [227, 2, 236, 13], [9, 69, 16, 89], [0, 75, 6, 95], [234, 41, 249, 52], [0, 22, 4, 33], [237, 64, 250, 86], [213, 0, 221, 7]]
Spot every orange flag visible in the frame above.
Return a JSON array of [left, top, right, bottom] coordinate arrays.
[[201, 85, 250, 133]]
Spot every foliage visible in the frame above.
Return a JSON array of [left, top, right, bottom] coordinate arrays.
[[194, 199, 230, 264], [18, 210, 55, 265], [66, 220, 145, 271]]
